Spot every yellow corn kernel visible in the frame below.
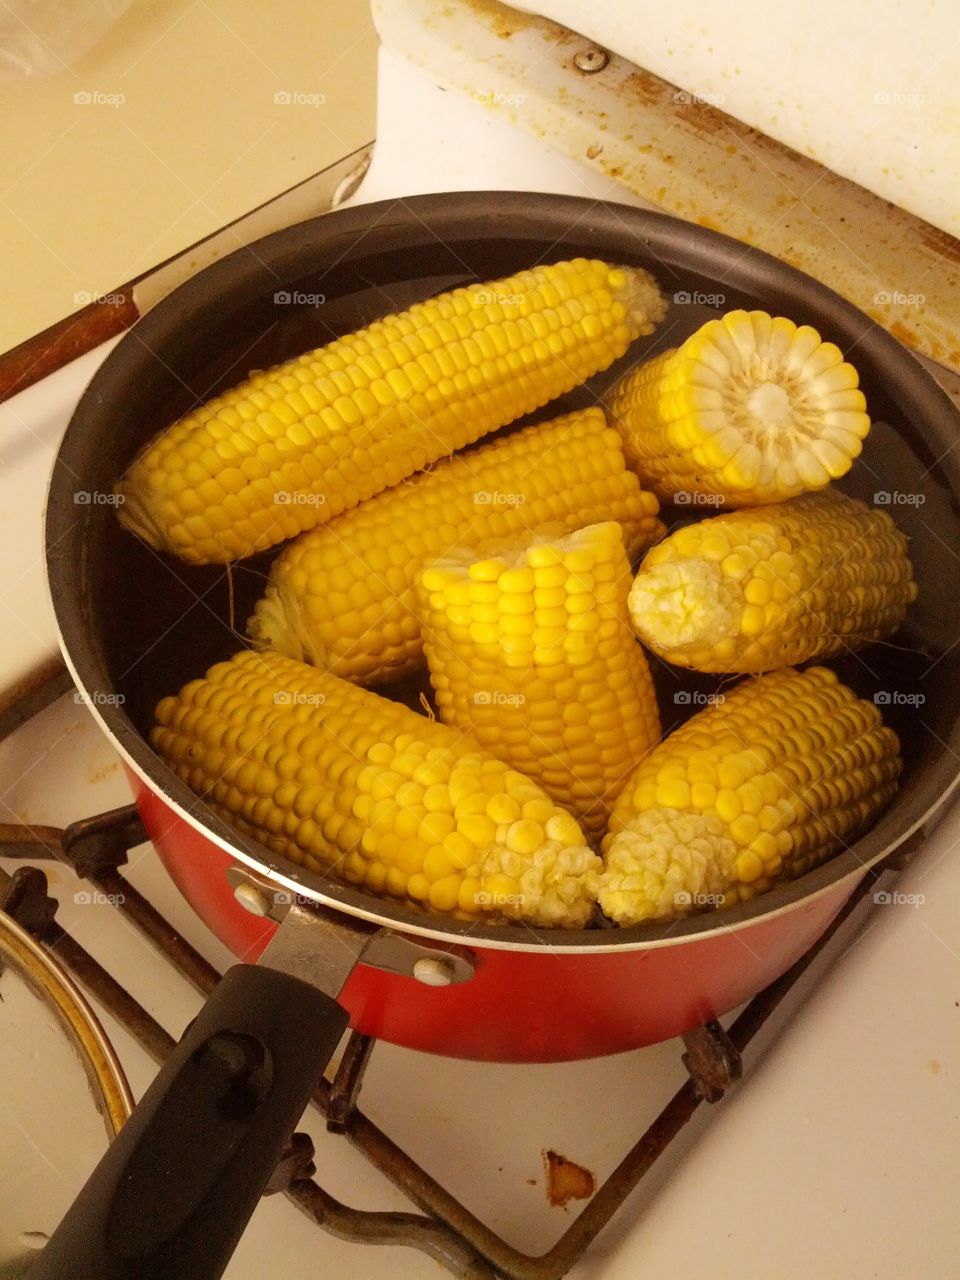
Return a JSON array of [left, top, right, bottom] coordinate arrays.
[[597, 666, 901, 923], [607, 310, 871, 506], [151, 650, 602, 927], [416, 523, 661, 843], [248, 408, 664, 684], [118, 260, 666, 563], [628, 491, 916, 673]]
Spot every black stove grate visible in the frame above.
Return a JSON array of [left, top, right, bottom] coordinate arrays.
[[0, 802, 898, 1279]]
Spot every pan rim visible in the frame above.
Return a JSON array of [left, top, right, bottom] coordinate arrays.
[[45, 191, 960, 953]]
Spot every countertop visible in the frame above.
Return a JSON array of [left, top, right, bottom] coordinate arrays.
[[0, 0, 377, 352]]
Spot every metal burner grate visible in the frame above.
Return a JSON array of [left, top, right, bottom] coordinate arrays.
[[0, 803, 896, 1279]]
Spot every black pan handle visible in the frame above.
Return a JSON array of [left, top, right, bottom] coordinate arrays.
[[30, 964, 349, 1280]]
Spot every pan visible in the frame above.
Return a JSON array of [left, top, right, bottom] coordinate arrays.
[[36, 193, 960, 1277]]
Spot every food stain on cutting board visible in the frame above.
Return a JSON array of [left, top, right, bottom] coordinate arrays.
[[86, 759, 120, 785], [542, 1149, 595, 1208]]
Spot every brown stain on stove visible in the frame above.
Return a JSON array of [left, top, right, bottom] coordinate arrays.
[[464, 0, 533, 40], [619, 70, 667, 111], [887, 321, 927, 360], [542, 1149, 595, 1209], [887, 316, 960, 368], [87, 760, 120, 785], [914, 221, 960, 268]]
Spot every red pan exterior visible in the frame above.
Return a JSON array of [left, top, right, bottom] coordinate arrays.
[[132, 775, 859, 1062]]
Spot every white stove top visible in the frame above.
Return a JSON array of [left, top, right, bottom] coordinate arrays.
[[5, 688, 958, 1278], [1, 37, 959, 1280]]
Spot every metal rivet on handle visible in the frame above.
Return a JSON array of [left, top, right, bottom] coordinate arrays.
[[233, 882, 273, 917], [574, 45, 609, 74], [412, 956, 456, 987]]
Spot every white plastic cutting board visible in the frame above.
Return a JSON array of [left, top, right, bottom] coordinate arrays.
[[520, 0, 960, 238]]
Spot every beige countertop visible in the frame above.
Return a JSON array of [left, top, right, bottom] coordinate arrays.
[[0, 0, 377, 352]]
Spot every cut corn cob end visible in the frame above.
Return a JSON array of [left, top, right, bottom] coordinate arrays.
[[597, 809, 735, 924], [609, 309, 871, 505], [629, 557, 742, 662], [609, 264, 668, 335], [628, 491, 917, 672], [475, 837, 602, 928], [150, 650, 601, 928], [247, 585, 311, 664], [597, 666, 902, 924], [117, 477, 180, 558], [116, 259, 666, 565]]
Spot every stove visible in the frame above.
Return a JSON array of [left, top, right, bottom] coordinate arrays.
[[4, 689, 954, 1279], [1, 2, 959, 1276], [0, 780, 859, 1277]]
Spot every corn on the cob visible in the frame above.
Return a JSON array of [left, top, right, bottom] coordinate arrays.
[[248, 408, 664, 684], [628, 491, 916, 673], [151, 650, 601, 927], [117, 260, 666, 564], [417, 522, 661, 842], [607, 310, 870, 506], [597, 666, 900, 925]]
